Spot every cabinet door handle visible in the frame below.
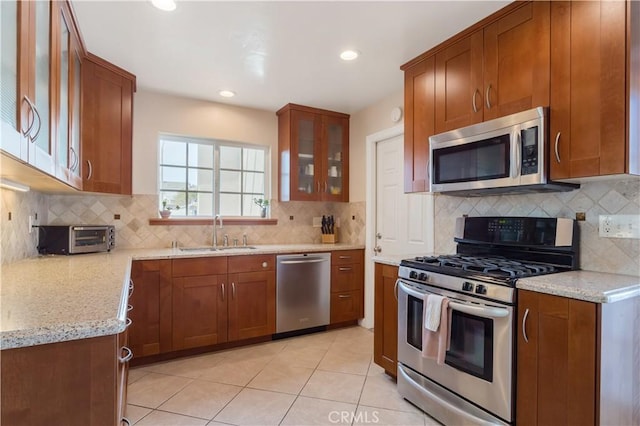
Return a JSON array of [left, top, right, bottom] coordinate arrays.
[[125, 317, 132, 328], [338, 255, 351, 260], [128, 280, 134, 297], [86, 160, 93, 180], [522, 308, 530, 343], [472, 89, 480, 113], [394, 279, 399, 301], [70, 146, 79, 171], [23, 96, 41, 142], [554, 132, 561, 163], [338, 294, 351, 298], [339, 267, 352, 271], [221, 283, 225, 301], [316, 181, 320, 193], [121, 418, 131, 426], [232, 282, 236, 299], [127, 304, 133, 312], [119, 346, 133, 363], [21, 96, 36, 137], [485, 84, 492, 110]]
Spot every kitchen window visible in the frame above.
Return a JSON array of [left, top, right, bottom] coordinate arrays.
[[159, 135, 269, 217]]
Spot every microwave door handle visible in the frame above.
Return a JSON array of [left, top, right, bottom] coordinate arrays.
[[449, 300, 509, 319], [511, 131, 521, 179]]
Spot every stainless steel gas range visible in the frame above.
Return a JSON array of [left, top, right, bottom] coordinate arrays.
[[396, 216, 578, 425]]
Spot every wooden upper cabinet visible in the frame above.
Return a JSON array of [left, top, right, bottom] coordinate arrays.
[[550, 0, 630, 179], [81, 53, 135, 195], [434, 2, 550, 133], [434, 30, 483, 134], [403, 57, 435, 193], [483, 1, 550, 121], [277, 103, 349, 202]]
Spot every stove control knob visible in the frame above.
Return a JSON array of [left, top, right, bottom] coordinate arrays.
[[418, 273, 427, 281], [475, 285, 487, 295], [409, 271, 418, 279], [462, 282, 474, 292]]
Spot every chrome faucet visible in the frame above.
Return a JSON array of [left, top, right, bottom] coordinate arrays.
[[212, 214, 223, 247]]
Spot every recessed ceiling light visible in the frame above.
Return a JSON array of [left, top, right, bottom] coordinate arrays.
[[151, 0, 176, 12], [340, 50, 360, 61], [219, 90, 236, 98]]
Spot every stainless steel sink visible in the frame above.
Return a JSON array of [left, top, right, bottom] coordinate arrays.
[[217, 246, 257, 250], [179, 246, 257, 252]]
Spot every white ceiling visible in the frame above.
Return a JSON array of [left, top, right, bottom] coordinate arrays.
[[72, 1, 510, 114]]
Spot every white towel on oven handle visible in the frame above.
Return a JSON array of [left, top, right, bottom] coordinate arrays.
[[424, 294, 444, 331]]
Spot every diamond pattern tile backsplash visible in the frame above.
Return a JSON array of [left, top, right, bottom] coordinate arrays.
[[2, 179, 638, 276], [434, 178, 640, 276], [44, 194, 366, 251]]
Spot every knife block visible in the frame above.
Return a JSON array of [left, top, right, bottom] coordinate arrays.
[[321, 228, 338, 244]]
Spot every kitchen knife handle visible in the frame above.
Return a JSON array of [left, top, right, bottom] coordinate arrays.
[[522, 308, 530, 343]]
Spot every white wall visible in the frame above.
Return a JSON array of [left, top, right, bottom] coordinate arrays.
[[132, 90, 278, 196], [349, 91, 404, 202]]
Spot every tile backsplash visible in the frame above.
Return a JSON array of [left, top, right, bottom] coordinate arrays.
[[434, 178, 640, 276], [0, 188, 48, 264], [45, 194, 366, 250]]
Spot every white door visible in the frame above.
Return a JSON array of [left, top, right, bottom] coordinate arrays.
[[375, 135, 433, 256]]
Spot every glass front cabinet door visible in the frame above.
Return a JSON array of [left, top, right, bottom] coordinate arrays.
[[277, 104, 349, 202]]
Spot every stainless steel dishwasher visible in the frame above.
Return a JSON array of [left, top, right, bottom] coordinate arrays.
[[276, 252, 331, 333]]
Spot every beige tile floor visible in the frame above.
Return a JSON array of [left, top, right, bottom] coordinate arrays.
[[126, 326, 440, 426]]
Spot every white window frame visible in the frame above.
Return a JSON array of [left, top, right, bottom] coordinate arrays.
[[158, 134, 270, 217]]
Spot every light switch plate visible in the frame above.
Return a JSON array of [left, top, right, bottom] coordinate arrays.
[[599, 215, 640, 239]]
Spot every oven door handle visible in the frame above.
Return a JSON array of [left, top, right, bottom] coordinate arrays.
[[398, 280, 509, 319], [449, 301, 509, 319]]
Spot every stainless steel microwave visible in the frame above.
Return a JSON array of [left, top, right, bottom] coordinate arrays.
[[429, 107, 579, 196], [38, 225, 115, 255]]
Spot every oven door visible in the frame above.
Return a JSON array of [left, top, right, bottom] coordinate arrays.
[[69, 226, 110, 254], [397, 279, 513, 423]]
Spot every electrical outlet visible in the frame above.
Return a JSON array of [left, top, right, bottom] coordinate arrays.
[[599, 215, 640, 239]]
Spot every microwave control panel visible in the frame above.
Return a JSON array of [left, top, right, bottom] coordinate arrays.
[[520, 126, 539, 175]]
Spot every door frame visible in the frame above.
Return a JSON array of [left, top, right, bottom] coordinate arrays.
[[362, 124, 403, 329]]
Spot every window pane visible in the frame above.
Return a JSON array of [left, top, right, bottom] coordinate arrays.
[[220, 170, 241, 192], [188, 168, 213, 191], [188, 143, 214, 168], [188, 192, 213, 216], [220, 193, 241, 216], [243, 148, 265, 172], [243, 171, 264, 193], [220, 145, 241, 169], [159, 191, 186, 215], [161, 140, 187, 166], [160, 166, 186, 190], [243, 195, 263, 216]]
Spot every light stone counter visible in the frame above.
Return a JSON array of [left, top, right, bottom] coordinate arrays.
[[517, 270, 640, 303], [1, 244, 364, 350]]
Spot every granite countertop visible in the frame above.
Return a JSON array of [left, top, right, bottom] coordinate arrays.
[[0, 244, 364, 350], [517, 270, 640, 303]]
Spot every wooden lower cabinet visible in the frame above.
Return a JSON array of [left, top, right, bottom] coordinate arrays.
[[129, 259, 172, 357], [373, 263, 398, 376], [228, 254, 276, 341], [1, 333, 128, 425], [172, 257, 228, 350], [131, 255, 277, 357], [517, 289, 640, 426], [330, 250, 364, 324]]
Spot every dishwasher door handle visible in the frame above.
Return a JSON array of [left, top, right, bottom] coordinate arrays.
[[279, 258, 328, 265]]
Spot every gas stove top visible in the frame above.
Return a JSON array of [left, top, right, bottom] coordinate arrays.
[[402, 254, 560, 282]]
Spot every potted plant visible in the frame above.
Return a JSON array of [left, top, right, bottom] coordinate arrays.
[[160, 199, 179, 219], [253, 198, 270, 218]]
